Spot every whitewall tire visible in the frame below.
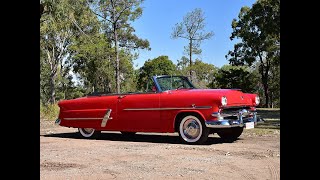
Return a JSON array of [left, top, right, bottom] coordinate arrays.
[[78, 128, 100, 139], [178, 115, 209, 144]]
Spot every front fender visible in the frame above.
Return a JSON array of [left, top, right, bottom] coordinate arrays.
[[172, 110, 207, 132]]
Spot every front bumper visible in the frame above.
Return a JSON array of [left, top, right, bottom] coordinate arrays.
[[205, 109, 257, 128]]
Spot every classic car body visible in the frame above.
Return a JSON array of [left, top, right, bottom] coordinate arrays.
[[56, 75, 259, 144]]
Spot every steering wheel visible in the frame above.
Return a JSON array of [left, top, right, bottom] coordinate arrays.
[[176, 84, 185, 89]]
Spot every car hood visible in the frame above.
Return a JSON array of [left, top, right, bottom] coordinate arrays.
[[170, 88, 256, 107]]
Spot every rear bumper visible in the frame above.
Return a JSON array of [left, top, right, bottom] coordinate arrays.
[[205, 109, 257, 128]]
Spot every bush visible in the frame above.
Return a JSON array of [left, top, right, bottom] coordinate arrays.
[[40, 103, 60, 121]]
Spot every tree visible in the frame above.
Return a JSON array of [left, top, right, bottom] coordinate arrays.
[[138, 56, 176, 91], [40, 0, 100, 104], [40, 0, 52, 20], [40, 0, 73, 104], [87, 0, 150, 93], [191, 59, 218, 88], [269, 61, 280, 107], [172, 8, 213, 81], [69, 31, 113, 91], [214, 65, 258, 93], [40, 3, 44, 18], [40, 49, 51, 104], [176, 57, 217, 88], [226, 0, 280, 107], [176, 56, 189, 76]]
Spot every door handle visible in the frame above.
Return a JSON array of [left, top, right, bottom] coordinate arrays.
[[118, 95, 126, 99]]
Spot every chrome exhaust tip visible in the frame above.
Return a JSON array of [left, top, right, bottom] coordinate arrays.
[[55, 119, 61, 125]]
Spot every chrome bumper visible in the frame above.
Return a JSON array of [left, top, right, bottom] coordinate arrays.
[[205, 109, 257, 128]]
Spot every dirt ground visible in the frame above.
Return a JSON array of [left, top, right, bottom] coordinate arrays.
[[40, 114, 280, 180]]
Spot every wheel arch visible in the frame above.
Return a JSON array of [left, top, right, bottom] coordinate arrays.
[[173, 110, 206, 132]]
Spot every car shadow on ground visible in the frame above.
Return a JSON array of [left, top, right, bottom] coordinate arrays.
[[41, 132, 240, 145]]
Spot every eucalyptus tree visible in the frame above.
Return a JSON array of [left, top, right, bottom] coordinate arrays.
[[172, 8, 213, 80], [87, 0, 150, 93], [226, 0, 280, 107], [40, 0, 99, 104]]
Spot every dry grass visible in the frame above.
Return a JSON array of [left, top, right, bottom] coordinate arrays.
[[40, 103, 60, 121], [244, 108, 280, 136]]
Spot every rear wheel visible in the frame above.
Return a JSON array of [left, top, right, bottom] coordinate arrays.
[[178, 115, 209, 144], [78, 128, 101, 139], [217, 127, 243, 141]]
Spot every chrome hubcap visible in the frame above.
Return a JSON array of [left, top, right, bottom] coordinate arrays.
[[83, 128, 94, 134], [183, 119, 200, 139]]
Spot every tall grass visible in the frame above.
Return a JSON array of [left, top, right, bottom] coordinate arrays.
[[40, 103, 60, 121]]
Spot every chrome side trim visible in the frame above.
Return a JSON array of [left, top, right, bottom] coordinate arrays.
[[101, 109, 113, 127], [63, 109, 113, 127], [123, 106, 212, 111], [64, 118, 103, 120]]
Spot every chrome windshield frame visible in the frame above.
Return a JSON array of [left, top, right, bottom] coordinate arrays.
[[152, 75, 196, 93]]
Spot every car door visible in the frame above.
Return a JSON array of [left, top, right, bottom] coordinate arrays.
[[117, 79, 160, 132]]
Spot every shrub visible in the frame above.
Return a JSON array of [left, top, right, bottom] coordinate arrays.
[[40, 103, 60, 121]]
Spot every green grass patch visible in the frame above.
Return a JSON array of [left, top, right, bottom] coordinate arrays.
[[243, 108, 281, 135], [40, 103, 60, 121]]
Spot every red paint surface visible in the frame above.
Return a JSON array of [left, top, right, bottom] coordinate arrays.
[[58, 89, 258, 132]]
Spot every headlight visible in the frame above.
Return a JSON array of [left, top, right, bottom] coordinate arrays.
[[255, 96, 260, 105], [221, 96, 227, 106]]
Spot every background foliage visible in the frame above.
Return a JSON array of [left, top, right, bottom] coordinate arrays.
[[40, 0, 280, 119]]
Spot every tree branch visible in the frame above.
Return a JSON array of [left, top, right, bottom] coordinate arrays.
[[114, 4, 131, 25], [176, 34, 189, 39], [70, 17, 93, 43], [86, 0, 113, 24]]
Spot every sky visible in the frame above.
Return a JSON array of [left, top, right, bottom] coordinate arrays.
[[131, 0, 257, 69]]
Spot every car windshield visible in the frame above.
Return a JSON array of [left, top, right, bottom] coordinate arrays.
[[156, 76, 195, 91]]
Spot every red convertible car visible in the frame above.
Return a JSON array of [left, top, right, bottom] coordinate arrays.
[[56, 75, 259, 144]]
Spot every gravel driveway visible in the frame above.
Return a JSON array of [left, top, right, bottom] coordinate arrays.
[[40, 120, 280, 180]]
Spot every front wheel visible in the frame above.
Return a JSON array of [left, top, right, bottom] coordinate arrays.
[[178, 115, 209, 144], [217, 127, 244, 141], [78, 128, 101, 139]]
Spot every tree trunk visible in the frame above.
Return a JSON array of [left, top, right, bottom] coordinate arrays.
[[40, 4, 44, 19], [262, 82, 269, 108], [270, 92, 273, 108], [260, 66, 270, 108], [258, 53, 271, 108], [189, 39, 193, 82], [49, 72, 56, 104], [114, 29, 120, 94]]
